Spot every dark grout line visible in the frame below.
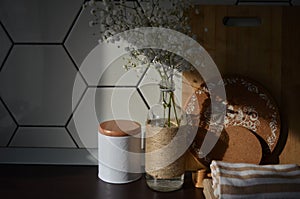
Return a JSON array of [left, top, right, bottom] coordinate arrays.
[[14, 42, 62, 45], [6, 126, 19, 147], [65, 86, 88, 128], [0, 20, 14, 43], [62, 44, 80, 71], [137, 87, 150, 110], [64, 85, 89, 149], [136, 65, 150, 88], [5, 146, 79, 149], [78, 71, 89, 87], [18, 125, 65, 128], [0, 97, 19, 126], [0, 44, 13, 72], [65, 127, 80, 149], [62, 1, 84, 44], [62, 43, 89, 87], [88, 85, 137, 88]]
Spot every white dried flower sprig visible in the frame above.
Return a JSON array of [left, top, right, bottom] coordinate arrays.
[[85, 0, 198, 75]]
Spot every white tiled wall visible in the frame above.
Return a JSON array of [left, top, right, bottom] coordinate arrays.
[[0, 45, 84, 125], [0, 0, 84, 42], [65, 1, 99, 67], [68, 88, 149, 149], [0, 0, 175, 164]]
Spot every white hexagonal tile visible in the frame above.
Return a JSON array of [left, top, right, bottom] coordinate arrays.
[[99, 55, 147, 87], [64, 2, 100, 67], [0, 0, 83, 42], [69, 29, 146, 86], [0, 24, 12, 67], [138, 67, 182, 108], [68, 88, 148, 148], [138, 67, 161, 108], [66, 1, 147, 87], [0, 45, 86, 125], [0, 101, 17, 146], [10, 127, 76, 148], [65, 0, 144, 72]]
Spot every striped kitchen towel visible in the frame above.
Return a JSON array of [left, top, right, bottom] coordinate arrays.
[[210, 160, 300, 199], [203, 178, 217, 199]]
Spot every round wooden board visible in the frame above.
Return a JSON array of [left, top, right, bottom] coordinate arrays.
[[185, 75, 280, 164]]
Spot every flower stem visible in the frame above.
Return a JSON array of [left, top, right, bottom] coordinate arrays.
[[171, 91, 180, 126], [168, 92, 172, 127], [162, 91, 166, 119]]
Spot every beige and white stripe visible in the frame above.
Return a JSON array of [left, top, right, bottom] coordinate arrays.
[[210, 160, 300, 199], [203, 178, 217, 199]]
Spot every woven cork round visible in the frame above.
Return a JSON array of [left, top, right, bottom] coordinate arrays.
[[208, 126, 262, 164]]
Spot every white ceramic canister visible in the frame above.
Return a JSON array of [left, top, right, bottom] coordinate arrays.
[[98, 120, 142, 184]]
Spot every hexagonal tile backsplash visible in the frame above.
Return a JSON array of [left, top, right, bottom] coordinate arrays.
[[0, 0, 84, 42], [0, 0, 169, 164], [0, 45, 85, 126]]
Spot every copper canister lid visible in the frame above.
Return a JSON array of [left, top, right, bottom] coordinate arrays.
[[99, 120, 141, 137]]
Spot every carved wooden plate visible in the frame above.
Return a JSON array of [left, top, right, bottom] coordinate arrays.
[[185, 75, 280, 164]]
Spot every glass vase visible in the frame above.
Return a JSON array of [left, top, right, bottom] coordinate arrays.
[[145, 79, 187, 192]]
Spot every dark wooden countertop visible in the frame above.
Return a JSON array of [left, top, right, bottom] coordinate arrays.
[[0, 164, 205, 199]]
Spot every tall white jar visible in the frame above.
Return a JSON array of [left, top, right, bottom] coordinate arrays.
[[98, 120, 142, 184]]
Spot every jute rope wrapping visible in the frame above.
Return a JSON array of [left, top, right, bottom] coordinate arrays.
[[145, 124, 187, 179]]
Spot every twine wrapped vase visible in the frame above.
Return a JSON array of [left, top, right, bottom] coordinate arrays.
[[145, 79, 188, 192]]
